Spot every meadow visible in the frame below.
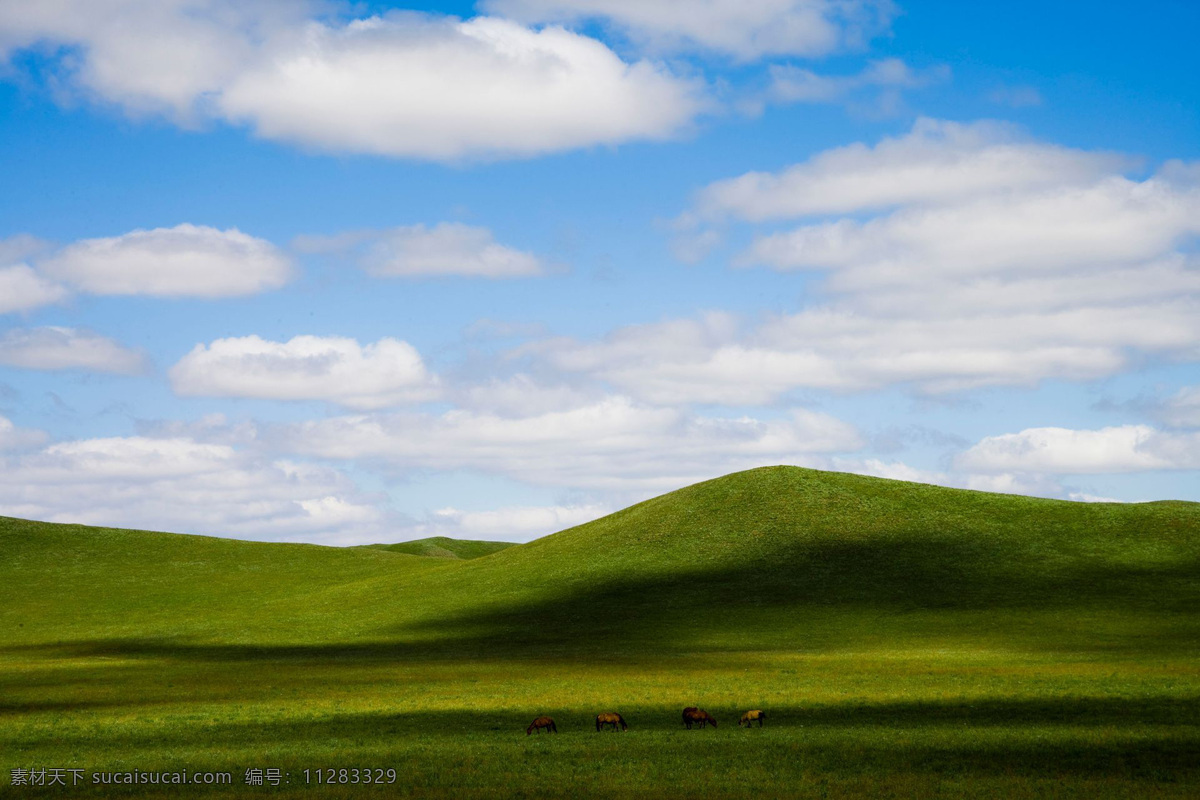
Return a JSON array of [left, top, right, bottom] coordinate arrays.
[[2, 466, 1199, 798]]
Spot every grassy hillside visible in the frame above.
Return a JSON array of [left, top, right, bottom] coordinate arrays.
[[362, 536, 515, 559], [2, 466, 1199, 798]]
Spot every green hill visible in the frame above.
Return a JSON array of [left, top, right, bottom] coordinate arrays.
[[3, 464, 1199, 655], [362, 536, 515, 559], [2, 466, 1199, 798]]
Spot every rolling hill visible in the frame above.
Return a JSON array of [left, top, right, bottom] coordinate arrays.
[[3, 466, 1199, 798], [3, 465, 1199, 655], [361, 536, 515, 559]]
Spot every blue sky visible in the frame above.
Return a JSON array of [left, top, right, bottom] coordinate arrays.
[[1, 0, 1198, 544]]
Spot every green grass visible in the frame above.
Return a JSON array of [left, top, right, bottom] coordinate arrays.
[[360, 536, 515, 559], [2, 466, 1199, 798]]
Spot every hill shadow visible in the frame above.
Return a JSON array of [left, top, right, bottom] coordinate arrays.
[[7, 536, 1200, 665], [388, 535, 1200, 654]]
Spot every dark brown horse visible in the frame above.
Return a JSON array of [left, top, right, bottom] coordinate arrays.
[[739, 709, 766, 727], [526, 716, 557, 735], [595, 712, 627, 731], [682, 707, 717, 729]]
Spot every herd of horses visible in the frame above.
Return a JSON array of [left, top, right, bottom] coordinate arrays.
[[526, 708, 765, 734]]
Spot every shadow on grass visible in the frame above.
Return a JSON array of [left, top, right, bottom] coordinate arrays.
[[383, 535, 1200, 655], [5, 536, 1200, 665]]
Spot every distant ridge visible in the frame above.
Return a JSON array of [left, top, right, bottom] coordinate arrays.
[[363, 536, 515, 560]]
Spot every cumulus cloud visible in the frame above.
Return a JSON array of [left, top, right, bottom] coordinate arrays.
[[0, 415, 47, 452], [742, 174, 1200, 289], [0, 327, 148, 374], [483, 0, 897, 60], [454, 374, 600, 416], [523, 312, 828, 404], [0, 3, 706, 160], [0, 0, 312, 119], [0, 434, 388, 544], [521, 298, 1200, 398], [695, 118, 1126, 221], [0, 265, 67, 314], [956, 425, 1200, 474], [297, 223, 545, 278], [576, 120, 1200, 400], [219, 15, 705, 160], [424, 503, 611, 542], [38, 224, 293, 298], [169, 335, 440, 409], [269, 395, 863, 492]]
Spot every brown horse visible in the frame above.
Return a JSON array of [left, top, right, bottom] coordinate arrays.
[[682, 707, 717, 729], [526, 716, 557, 735], [739, 710, 766, 727], [595, 712, 627, 731]]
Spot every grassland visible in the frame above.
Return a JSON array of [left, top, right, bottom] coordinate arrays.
[[2, 466, 1199, 798]]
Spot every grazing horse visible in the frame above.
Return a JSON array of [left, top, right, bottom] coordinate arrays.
[[526, 716, 557, 735], [739, 710, 766, 727], [682, 707, 717, 729], [595, 712, 627, 731]]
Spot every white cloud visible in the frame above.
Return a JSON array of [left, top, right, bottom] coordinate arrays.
[[0, 4, 707, 160], [696, 118, 1126, 221], [0, 265, 67, 314], [0, 0, 312, 119], [956, 425, 1200, 474], [219, 15, 705, 160], [270, 395, 863, 492], [742, 174, 1200, 289], [426, 503, 611, 542], [766, 58, 949, 105], [1067, 492, 1124, 504], [0, 234, 51, 264], [0, 434, 388, 544], [1160, 386, 1200, 429], [839, 457, 949, 486], [839, 257, 1200, 316], [833, 457, 1068, 499], [299, 223, 545, 278], [0, 327, 148, 374], [0, 415, 47, 452], [169, 335, 440, 409], [754, 302, 1197, 393], [38, 224, 293, 298], [483, 0, 897, 60], [586, 121, 1200, 400], [961, 471, 1067, 497], [454, 374, 600, 416], [521, 298, 1200, 398], [834, 456, 1138, 503], [524, 312, 833, 404]]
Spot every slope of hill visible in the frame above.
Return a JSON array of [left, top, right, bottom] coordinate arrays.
[[3, 465, 1199, 655], [3, 466, 1199, 797], [362, 536, 515, 559], [402, 465, 1200, 656]]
